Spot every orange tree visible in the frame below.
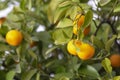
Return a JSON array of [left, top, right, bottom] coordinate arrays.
[[0, 0, 120, 80]]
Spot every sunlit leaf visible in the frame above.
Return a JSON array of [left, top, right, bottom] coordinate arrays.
[[36, 72, 40, 80], [48, 0, 64, 23], [13, 6, 24, 14], [28, 0, 32, 10], [56, 18, 73, 28], [99, 0, 111, 6], [58, 0, 72, 8], [54, 5, 72, 23], [59, 76, 70, 80], [114, 4, 120, 12], [20, 0, 26, 10], [66, 6, 81, 20], [72, 0, 80, 2], [113, 76, 120, 80], [101, 58, 112, 73], [52, 27, 72, 45], [79, 3, 91, 10], [6, 70, 16, 80]]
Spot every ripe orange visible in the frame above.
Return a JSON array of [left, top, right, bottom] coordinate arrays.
[[77, 42, 95, 60], [109, 54, 120, 68], [67, 40, 77, 55], [67, 39, 95, 60], [73, 14, 90, 35], [6, 30, 23, 46]]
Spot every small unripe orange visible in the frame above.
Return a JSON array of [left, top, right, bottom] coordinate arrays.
[[0, 17, 6, 25], [73, 14, 90, 35], [109, 54, 120, 68]]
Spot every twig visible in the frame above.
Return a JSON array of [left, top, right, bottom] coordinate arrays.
[[107, 20, 120, 52], [94, 21, 104, 36]]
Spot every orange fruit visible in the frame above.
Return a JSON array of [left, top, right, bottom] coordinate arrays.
[[83, 26, 90, 36], [73, 14, 90, 35], [6, 30, 23, 46], [0, 17, 6, 25], [109, 54, 120, 68], [30, 41, 37, 48], [77, 42, 95, 60], [67, 40, 77, 55], [67, 39, 95, 60], [77, 15, 85, 27]]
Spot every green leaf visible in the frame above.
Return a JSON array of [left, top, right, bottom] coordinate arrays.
[[79, 3, 91, 10], [28, 0, 32, 10], [68, 56, 81, 72], [79, 65, 100, 79], [72, 0, 80, 2], [66, 6, 81, 20], [52, 27, 73, 45], [105, 35, 117, 52], [34, 31, 51, 43], [114, 4, 120, 12], [0, 71, 6, 80], [20, 0, 26, 10], [45, 46, 58, 56], [6, 70, 16, 80], [0, 26, 9, 36], [118, 32, 120, 39], [91, 35, 105, 49], [56, 18, 73, 28], [15, 64, 21, 73], [22, 31, 32, 43], [36, 72, 40, 80], [58, 0, 72, 8], [16, 42, 28, 58], [54, 5, 71, 23], [0, 43, 11, 51], [99, 0, 111, 6], [0, 35, 5, 42], [13, 6, 24, 13], [55, 66, 66, 73], [101, 58, 112, 73], [81, 10, 93, 30], [28, 50, 37, 60], [54, 72, 73, 80], [59, 76, 70, 80], [113, 76, 120, 80], [22, 69, 37, 80], [117, 25, 120, 38]]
